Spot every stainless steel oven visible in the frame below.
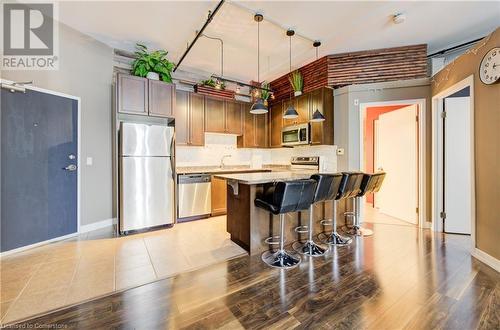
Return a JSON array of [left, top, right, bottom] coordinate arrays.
[[282, 123, 309, 146]]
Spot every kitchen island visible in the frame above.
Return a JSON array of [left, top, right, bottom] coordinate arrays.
[[215, 171, 347, 256]]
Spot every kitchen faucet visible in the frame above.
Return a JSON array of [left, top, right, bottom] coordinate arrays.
[[220, 154, 232, 168]]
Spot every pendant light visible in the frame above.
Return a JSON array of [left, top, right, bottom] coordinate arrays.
[[250, 13, 268, 114], [310, 40, 326, 122], [283, 29, 299, 119]]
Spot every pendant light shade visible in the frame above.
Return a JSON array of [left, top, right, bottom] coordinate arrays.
[[310, 109, 326, 122], [250, 13, 268, 114], [250, 98, 268, 114], [283, 105, 299, 119]]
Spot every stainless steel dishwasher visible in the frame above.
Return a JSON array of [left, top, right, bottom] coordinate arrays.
[[177, 174, 212, 219]]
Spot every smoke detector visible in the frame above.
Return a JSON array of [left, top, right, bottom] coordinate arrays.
[[393, 13, 406, 24]]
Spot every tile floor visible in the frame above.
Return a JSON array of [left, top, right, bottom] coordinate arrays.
[[0, 216, 246, 324]]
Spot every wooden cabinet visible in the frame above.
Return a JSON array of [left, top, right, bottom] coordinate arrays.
[[225, 101, 243, 135], [205, 98, 243, 135], [205, 97, 225, 133], [309, 88, 334, 145], [237, 103, 268, 148], [175, 90, 204, 146], [117, 74, 148, 115], [269, 104, 283, 148], [189, 93, 205, 146], [148, 80, 175, 117], [117, 74, 175, 118], [282, 94, 310, 127], [211, 176, 227, 216]]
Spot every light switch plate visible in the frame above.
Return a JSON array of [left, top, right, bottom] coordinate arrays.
[[86, 157, 93, 166], [354, 99, 359, 106], [337, 148, 345, 155]]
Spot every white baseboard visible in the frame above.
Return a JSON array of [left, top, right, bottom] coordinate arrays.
[[79, 218, 117, 233], [472, 248, 500, 273]]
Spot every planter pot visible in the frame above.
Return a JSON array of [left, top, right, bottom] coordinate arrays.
[[294, 91, 302, 96], [146, 72, 160, 80]]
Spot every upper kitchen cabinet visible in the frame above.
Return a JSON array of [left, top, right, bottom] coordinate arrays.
[[269, 104, 283, 148], [204, 97, 226, 133], [237, 103, 268, 148], [175, 90, 204, 146], [282, 94, 310, 127], [117, 73, 175, 118], [205, 98, 243, 135], [309, 87, 334, 145], [225, 101, 243, 135], [148, 80, 175, 117], [117, 74, 148, 115]]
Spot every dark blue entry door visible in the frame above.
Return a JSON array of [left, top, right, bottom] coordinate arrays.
[[1, 88, 78, 252]]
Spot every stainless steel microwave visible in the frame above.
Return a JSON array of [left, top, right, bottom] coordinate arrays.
[[282, 123, 310, 146]]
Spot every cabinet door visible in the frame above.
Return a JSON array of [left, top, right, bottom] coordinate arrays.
[[310, 88, 324, 145], [190, 93, 205, 146], [254, 113, 268, 148], [269, 104, 283, 147], [296, 93, 310, 124], [238, 103, 255, 147], [148, 80, 174, 117], [211, 176, 227, 216], [225, 101, 243, 135], [117, 74, 148, 115], [175, 90, 189, 145], [205, 97, 225, 133]]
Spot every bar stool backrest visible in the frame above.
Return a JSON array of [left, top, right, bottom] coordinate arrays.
[[338, 172, 364, 200], [358, 172, 387, 197], [310, 174, 343, 203], [272, 179, 317, 214], [371, 172, 386, 193]]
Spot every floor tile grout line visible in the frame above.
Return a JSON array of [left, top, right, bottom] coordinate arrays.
[[144, 238, 160, 279]]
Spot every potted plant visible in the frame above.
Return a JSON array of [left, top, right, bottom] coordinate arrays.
[[289, 70, 303, 96], [131, 43, 174, 82], [260, 81, 271, 106], [201, 78, 226, 90]]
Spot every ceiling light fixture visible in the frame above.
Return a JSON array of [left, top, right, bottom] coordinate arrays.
[[310, 40, 325, 122], [250, 13, 268, 115], [283, 29, 299, 119]]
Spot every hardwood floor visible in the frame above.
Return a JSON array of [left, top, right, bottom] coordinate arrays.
[[7, 223, 500, 329]]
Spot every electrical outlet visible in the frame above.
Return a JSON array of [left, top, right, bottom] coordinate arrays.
[[86, 157, 93, 166], [354, 99, 359, 106], [337, 148, 345, 155]]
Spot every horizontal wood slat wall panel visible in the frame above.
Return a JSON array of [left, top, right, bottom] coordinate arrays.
[[327, 44, 428, 87], [195, 85, 235, 100], [269, 44, 427, 104]]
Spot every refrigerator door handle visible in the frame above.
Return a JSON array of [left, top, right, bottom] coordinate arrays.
[[170, 135, 175, 180]]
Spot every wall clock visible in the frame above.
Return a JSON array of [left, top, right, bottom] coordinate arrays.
[[479, 47, 499, 85]]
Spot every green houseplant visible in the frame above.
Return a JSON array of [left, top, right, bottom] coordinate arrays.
[[131, 43, 174, 83], [260, 81, 271, 105], [201, 78, 226, 90], [289, 70, 303, 96]]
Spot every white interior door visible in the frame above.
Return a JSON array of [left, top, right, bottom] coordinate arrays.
[[375, 104, 418, 224], [443, 97, 471, 234]]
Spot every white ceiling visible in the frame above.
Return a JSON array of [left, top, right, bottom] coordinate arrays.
[[58, 1, 500, 82]]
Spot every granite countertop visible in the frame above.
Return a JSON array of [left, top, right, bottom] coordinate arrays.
[[176, 164, 289, 175], [214, 170, 318, 185]]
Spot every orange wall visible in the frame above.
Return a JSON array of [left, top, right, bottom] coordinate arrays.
[[364, 105, 410, 203]]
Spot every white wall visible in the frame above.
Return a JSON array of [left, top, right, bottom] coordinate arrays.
[[176, 133, 337, 172]]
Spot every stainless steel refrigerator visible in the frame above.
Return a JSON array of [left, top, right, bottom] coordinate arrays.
[[119, 122, 175, 233]]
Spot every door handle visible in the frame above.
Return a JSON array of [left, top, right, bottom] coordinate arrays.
[[63, 164, 77, 171]]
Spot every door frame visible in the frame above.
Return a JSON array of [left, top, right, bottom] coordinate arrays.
[[431, 75, 475, 247], [359, 99, 427, 228], [1, 79, 81, 253]]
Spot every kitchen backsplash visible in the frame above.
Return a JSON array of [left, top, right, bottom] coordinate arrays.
[[176, 133, 337, 172]]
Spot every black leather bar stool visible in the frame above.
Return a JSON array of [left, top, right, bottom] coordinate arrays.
[[343, 172, 386, 236], [255, 179, 317, 269], [320, 172, 364, 245], [293, 174, 341, 256]]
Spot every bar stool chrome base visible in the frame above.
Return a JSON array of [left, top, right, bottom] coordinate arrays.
[[261, 250, 301, 269], [343, 225, 373, 237], [325, 231, 352, 245], [293, 240, 327, 256]]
